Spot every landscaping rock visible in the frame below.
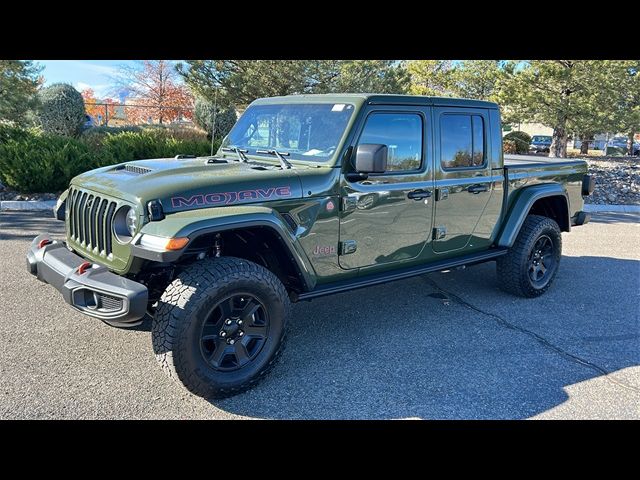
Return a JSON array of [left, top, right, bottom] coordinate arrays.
[[584, 157, 640, 206]]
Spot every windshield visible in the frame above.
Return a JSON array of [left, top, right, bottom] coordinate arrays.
[[222, 103, 355, 162], [532, 136, 551, 143]]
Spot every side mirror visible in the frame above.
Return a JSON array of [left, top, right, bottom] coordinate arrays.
[[354, 144, 388, 173]]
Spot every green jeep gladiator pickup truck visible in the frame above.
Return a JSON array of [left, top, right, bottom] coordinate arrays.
[[27, 94, 594, 398]]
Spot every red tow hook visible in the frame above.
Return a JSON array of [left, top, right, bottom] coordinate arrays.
[[77, 262, 92, 275], [38, 239, 52, 249]]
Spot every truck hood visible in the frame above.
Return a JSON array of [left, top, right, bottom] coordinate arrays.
[[71, 157, 305, 214]]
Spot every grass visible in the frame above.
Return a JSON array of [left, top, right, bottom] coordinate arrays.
[[566, 148, 605, 158]]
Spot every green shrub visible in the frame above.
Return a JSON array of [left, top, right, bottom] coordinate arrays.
[[193, 97, 237, 140], [604, 146, 626, 156], [504, 131, 532, 154], [94, 129, 214, 167], [0, 121, 35, 143], [0, 132, 93, 192], [503, 139, 517, 154], [80, 125, 142, 149], [0, 125, 216, 192], [140, 123, 208, 142], [37, 83, 86, 137]]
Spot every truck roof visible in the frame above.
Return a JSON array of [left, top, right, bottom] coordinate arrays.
[[251, 93, 499, 109]]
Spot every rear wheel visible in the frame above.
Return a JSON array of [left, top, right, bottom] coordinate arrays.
[[496, 215, 562, 298], [152, 257, 290, 399]]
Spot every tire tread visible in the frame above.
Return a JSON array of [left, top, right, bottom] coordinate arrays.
[[496, 214, 562, 298], [152, 257, 290, 399]]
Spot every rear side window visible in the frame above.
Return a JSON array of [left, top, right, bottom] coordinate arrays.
[[358, 113, 423, 172], [440, 114, 485, 169]]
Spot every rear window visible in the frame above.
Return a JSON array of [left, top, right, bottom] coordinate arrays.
[[440, 114, 485, 169]]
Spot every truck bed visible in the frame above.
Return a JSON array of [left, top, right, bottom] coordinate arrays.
[[503, 154, 586, 169]]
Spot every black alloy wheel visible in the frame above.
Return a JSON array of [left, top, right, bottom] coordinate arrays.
[[200, 294, 269, 372], [527, 234, 556, 288]]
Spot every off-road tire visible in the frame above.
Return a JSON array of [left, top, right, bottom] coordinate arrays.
[[496, 215, 562, 298], [152, 256, 290, 399]]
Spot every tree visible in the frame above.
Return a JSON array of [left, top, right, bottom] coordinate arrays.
[[37, 83, 86, 137], [81, 88, 116, 126], [0, 60, 42, 126], [610, 61, 640, 155], [448, 60, 511, 101], [177, 60, 409, 107], [497, 60, 628, 158], [407, 60, 454, 96], [193, 97, 237, 140], [315, 60, 409, 94], [113, 60, 193, 124]]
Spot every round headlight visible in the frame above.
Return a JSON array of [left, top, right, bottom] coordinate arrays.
[[126, 208, 138, 237], [113, 206, 138, 243]]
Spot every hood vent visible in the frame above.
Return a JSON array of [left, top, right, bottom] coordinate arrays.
[[112, 164, 153, 175]]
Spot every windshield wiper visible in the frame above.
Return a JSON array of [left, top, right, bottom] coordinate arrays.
[[222, 146, 249, 163], [255, 149, 294, 169]]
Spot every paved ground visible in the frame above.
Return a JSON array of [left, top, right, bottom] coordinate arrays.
[[0, 211, 638, 419]]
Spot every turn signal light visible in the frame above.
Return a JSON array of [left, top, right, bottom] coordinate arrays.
[[166, 237, 190, 251]]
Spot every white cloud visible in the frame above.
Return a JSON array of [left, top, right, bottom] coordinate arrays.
[[74, 82, 111, 99], [67, 60, 120, 76], [75, 82, 92, 92]]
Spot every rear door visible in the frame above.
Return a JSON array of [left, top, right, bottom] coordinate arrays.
[[432, 107, 494, 253], [339, 106, 434, 270]]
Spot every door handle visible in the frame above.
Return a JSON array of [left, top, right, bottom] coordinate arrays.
[[467, 184, 489, 194], [407, 189, 432, 200]]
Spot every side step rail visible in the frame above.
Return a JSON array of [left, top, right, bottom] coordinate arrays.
[[295, 248, 508, 301]]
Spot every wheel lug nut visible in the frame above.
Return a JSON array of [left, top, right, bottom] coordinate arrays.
[[237, 320, 243, 325], [239, 331, 244, 336], [229, 339, 235, 345], [226, 319, 232, 325], [220, 331, 226, 337]]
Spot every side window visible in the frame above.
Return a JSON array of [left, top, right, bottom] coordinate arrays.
[[441, 114, 485, 169], [359, 113, 423, 172]]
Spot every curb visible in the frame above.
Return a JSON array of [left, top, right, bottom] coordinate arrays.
[[1, 200, 639, 214], [1, 200, 57, 211], [583, 204, 640, 213]]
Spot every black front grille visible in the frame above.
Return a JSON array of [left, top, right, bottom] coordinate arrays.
[[68, 188, 118, 256]]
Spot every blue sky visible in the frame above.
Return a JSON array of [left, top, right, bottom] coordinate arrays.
[[36, 60, 135, 98], [35, 60, 183, 99]]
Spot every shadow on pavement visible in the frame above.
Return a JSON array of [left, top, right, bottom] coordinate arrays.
[[3, 210, 638, 418], [587, 212, 640, 225], [0, 211, 62, 241], [210, 255, 639, 419]]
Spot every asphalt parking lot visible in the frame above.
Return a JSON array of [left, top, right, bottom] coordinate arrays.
[[0, 210, 638, 419]]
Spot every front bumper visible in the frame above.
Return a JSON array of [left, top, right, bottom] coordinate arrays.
[[529, 146, 550, 153], [26, 234, 148, 327]]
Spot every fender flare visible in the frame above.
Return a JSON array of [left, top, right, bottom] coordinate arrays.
[[132, 206, 316, 291], [496, 184, 569, 248]]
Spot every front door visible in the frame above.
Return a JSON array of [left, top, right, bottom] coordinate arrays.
[[432, 107, 494, 253], [339, 107, 433, 270]]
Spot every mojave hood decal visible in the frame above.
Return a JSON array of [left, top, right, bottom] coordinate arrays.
[[171, 186, 293, 209]]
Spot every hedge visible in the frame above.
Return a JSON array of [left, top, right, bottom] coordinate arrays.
[[0, 124, 217, 193], [503, 131, 532, 154]]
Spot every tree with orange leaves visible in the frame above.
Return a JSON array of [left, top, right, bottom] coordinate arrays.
[[81, 88, 117, 126], [113, 60, 193, 124]]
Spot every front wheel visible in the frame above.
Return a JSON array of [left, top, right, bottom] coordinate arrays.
[[152, 257, 290, 399], [496, 215, 562, 298]]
